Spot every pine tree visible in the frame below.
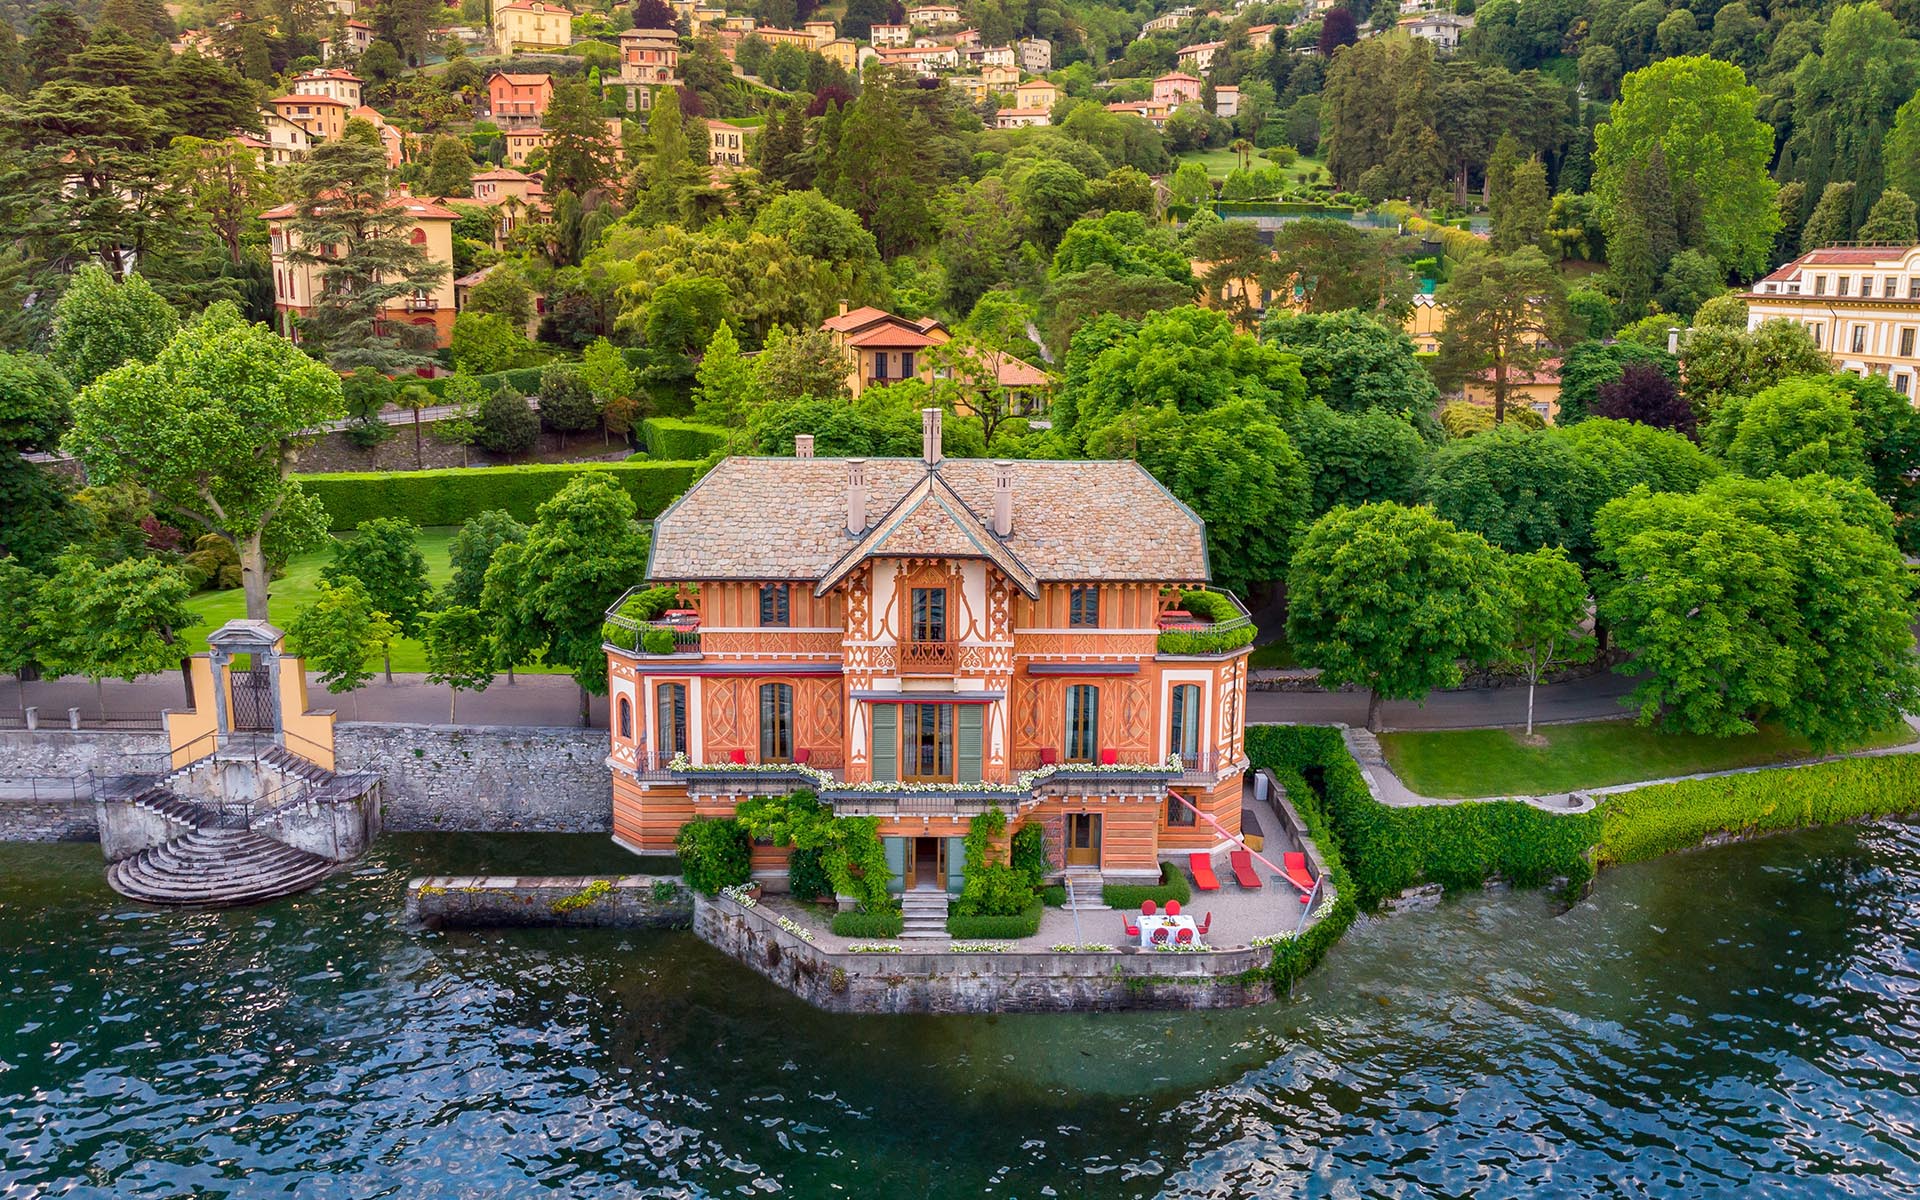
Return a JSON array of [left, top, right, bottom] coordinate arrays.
[[643, 87, 701, 225], [1800, 180, 1856, 250], [1493, 158, 1550, 253], [283, 139, 449, 372], [1609, 146, 1680, 315], [423, 135, 474, 196], [545, 77, 615, 197], [691, 320, 759, 425]]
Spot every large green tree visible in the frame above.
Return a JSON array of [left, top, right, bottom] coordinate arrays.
[[47, 265, 178, 390], [1286, 502, 1513, 731], [324, 517, 431, 679], [446, 509, 528, 609], [1703, 378, 1868, 482], [33, 550, 191, 710], [1260, 309, 1439, 421], [65, 304, 342, 621], [1678, 319, 1829, 411], [286, 577, 396, 695], [1285, 403, 1428, 517], [1436, 247, 1569, 424], [1782, 3, 1920, 232], [0, 351, 79, 569], [1425, 425, 1606, 559], [1502, 545, 1593, 737]]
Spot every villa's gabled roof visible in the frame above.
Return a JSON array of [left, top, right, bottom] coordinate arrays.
[[645, 457, 1210, 585], [816, 471, 1040, 597]]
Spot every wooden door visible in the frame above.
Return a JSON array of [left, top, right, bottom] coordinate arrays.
[[1066, 813, 1101, 867]]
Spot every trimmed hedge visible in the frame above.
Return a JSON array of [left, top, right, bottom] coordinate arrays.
[[1243, 725, 1360, 989], [298, 461, 699, 530], [830, 907, 905, 937], [946, 897, 1043, 939], [420, 365, 547, 399], [1102, 862, 1192, 910], [1595, 754, 1920, 867], [1245, 726, 1597, 912], [642, 417, 733, 460]]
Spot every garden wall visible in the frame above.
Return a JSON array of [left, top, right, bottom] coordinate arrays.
[[692, 894, 1281, 1014], [334, 722, 611, 833], [0, 730, 170, 842], [406, 875, 693, 929]]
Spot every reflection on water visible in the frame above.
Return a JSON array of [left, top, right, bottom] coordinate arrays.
[[2, 825, 1917, 1198]]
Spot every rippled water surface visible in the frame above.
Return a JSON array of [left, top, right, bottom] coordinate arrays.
[[3, 823, 1918, 1199]]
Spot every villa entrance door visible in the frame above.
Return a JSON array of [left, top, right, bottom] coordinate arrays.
[[1066, 814, 1102, 868], [912, 836, 946, 890], [231, 664, 275, 732]]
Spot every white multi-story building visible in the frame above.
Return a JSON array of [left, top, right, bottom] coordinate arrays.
[[1746, 244, 1920, 398]]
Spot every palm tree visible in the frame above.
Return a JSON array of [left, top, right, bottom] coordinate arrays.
[[1230, 138, 1254, 171]]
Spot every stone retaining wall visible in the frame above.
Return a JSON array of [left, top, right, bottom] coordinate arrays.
[[0, 729, 169, 777], [405, 875, 693, 928], [0, 795, 96, 841], [693, 895, 1281, 1014], [334, 723, 610, 833]]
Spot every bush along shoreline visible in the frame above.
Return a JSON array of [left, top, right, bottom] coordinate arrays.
[[1248, 726, 1920, 932]]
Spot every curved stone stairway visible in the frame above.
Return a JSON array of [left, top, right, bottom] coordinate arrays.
[[107, 821, 340, 906]]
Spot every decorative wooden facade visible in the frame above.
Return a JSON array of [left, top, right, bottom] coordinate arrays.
[[604, 414, 1254, 890]]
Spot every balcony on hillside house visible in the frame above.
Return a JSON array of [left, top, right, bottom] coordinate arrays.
[[1155, 586, 1257, 658]]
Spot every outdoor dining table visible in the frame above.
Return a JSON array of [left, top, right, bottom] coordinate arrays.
[[1138, 913, 1197, 948]]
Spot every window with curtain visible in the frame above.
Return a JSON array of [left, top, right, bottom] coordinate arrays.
[[1065, 684, 1099, 762], [617, 698, 631, 739], [759, 583, 790, 627], [1069, 586, 1100, 628], [910, 587, 947, 642], [759, 682, 794, 762], [901, 703, 954, 781], [1166, 791, 1196, 826], [655, 683, 687, 758], [1169, 683, 1200, 761]]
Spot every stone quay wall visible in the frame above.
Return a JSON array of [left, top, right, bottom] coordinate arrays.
[[333, 723, 611, 834], [406, 875, 694, 929], [692, 895, 1281, 1014], [0, 730, 168, 841]]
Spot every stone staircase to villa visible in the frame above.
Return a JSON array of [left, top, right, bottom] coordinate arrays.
[[1062, 870, 1110, 912], [901, 888, 950, 939]]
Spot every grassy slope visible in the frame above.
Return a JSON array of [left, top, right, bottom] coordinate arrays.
[[1379, 719, 1918, 798], [178, 527, 564, 676]]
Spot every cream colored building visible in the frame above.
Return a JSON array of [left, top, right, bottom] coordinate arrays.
[[262, 195, 459, 346], [1013, 78, 1058, 109], [1746, 244, 1920, 398], [819, 37, 859, 69], [707, 119, 749, 169], [287, 68, 363, 107], [493, 0, 573, 51]]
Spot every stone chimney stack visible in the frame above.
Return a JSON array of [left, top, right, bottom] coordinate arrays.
[[846, 458, 867, 534], [993, 460, 1014, 537], [795, 434, 814, 459], [837, 299, 849, 317], [922, 407, 943, 466]]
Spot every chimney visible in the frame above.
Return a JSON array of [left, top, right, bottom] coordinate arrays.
[[795, 434, 814, 459], [846, 458, 867, 534], [993, 460, 1014, 537], [837, 299, 849, 317], [922, 407, 943, 467]]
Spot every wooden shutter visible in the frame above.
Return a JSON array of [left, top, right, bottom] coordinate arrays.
[[870, 704, 898, 783], [956, 705, 983, 782]]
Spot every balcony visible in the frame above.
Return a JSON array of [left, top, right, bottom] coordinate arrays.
[[900, 638, 956, 675], [626, 749, 844, 794], [1156, 587, 1257, 657], [603, 585, 702, 656], [403, 296, 440, 312]]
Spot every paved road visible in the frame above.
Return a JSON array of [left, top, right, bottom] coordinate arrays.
[[10, 669, 1641, 734]]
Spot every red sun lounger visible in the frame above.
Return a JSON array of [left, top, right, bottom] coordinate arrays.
[[1189, 854, 1220, 891], [1229, 849, 1262, 889]]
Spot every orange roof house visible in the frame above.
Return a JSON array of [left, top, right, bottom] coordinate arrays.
[[261, 194, 460, 347]]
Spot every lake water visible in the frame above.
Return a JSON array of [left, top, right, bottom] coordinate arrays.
[[2, 822, 1917, 1198]]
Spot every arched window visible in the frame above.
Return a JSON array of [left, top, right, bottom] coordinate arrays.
[[409, 228, 427, 245], [617, 697, 631, 739]]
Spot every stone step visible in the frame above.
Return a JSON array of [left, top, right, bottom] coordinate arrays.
[[106, 828, 338, 907]]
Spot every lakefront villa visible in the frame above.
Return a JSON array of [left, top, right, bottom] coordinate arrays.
[[603, 411, 1257, 902]]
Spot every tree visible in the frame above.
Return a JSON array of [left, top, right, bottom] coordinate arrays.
[[450, 311, 534, 374], [479, 473, 651, 723], [1424, 425, 1605, 559], [1318, 5, 1358, 56], [1799, 180, 1856, 250], [1264, 219, 1415, 320], [47, 266, 179, 390], [1436, 247, 1568, 424], [0, 557, 40, 703], [324, 517, 430, 680], [1703, 378, 1868, 482], [546, 77, 616, 197], [1286, 502, 1512, 731], [1502, 545, 1592, 737], [754, 325, 851, 404], [67, 306, 339, 622], [1186, 217, 1271, 331], [476, 387, 539, 457], [1781, 3, 1920, 235], [538, 364, 600, 449], [1166, 160, 1211, 209], [1886, 89, 1920, 202], [423, 605, 494, 722], [33, 550, 190, 714], [466, 268, 535, 330], [447, 510, 528, 609], [0, 354, 78, 569], [430, 376, 484, 466], [166, 136, 273, 267], [643, 86, 701, 225], [1824, 372, 1920, 553], [423, 135, 474, 197], [1492, 158, 1549, 252], [286, 577, 397, 696], [1593, 56, 1779, 279], [283, 138, 448, 372], [691, 320, 758, 425], [1285, 403, 1427, 517], [1260, 310, 1438, 421], [1676, 319, 1829, 411], [1555, 341, 1677, 426], [1592, 361, 1694, 436], [1655, 249, 1724, 320], [1858, 186, 1919, 245], [1594, 474, 1919, 748]]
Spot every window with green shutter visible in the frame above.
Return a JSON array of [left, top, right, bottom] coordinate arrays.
[[956, 705, 983, 782], [870, 703, 898, 783]]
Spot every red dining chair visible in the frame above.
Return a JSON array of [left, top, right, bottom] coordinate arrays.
[[1142, 899, 1157, 916], [1197, 912, 1212, 936], [1175, 928, 1194, 946], [1151, 927, 1170, 945], [728, 749, 748, 765], [1165, 900, 1181, 917], [1039, 747, 1058, 765], [1099, 748, 1118, 765], [794, 748, 812, 765], [1122, 916, 1140, 938]]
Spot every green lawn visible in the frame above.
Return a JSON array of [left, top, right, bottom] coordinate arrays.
[[1175, 147, 1330, 182], [1379, 719, 1918, 799], [1248, 637, 1297, 669], [179, 527, 564, 675]]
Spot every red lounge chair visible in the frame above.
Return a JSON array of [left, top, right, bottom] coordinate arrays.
[[1229, 850, 1262, 889], [1141, 899, 1157, 916], [1099, 748, 1118, 765], [1123, 916, 1140, 938], [1283, 852, 1316, 902], [1165, 900, 1181, 917], [1151, 927, 1170, 945], [728, 749, 748, 765], [1175, 927, 1194, 946], [1189, 854, 1220, 891], [1197, 912, 1212, 936]]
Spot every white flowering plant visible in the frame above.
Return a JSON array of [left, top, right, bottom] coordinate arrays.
[[1048, 943, 1119, 953], [1250, 932, 1296, 949], [947, 941, 1017, 954], [669, 752, 1187, 795], [848, 943, 903, 954]]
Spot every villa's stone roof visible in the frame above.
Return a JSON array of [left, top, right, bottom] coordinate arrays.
[[646, 457, 1209, 585]]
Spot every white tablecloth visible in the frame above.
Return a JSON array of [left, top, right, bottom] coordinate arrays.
[[1138, 913, 1197, 947]]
